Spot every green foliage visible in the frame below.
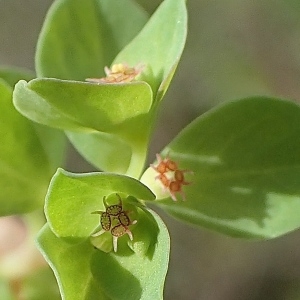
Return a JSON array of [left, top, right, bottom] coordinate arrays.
[[35, 0, 149, 79], [114, 0, 187, 99], [13, 79, 152, 134], [0, 80, 50, 215], [2, 0, 300, 299], [38, 226, 108, 300], [142, 96, 300, 238], [38, 208, 169, 300], [45, 168, 155, 241], [0, 68, 65, 216], [13, 0, 187, 178]]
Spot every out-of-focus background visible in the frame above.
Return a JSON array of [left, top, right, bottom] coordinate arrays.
[[1, 0, 300, 299]]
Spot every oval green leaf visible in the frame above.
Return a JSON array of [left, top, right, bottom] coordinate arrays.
[[36, 0, 148, 79], [114, 0, 187, 100], [45, 169, 155, 241], [13, 78, 153, 177], [0, 69, 66, 174], [13, 78, 153, 132], [142, 96, 300, 239], [0, 80, 51, 215], [37, 225, 109, 300]]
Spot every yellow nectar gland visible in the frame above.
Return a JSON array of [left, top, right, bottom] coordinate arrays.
[[151, 154, 193, 201], [91, 194, 137, 252], [86, 63, 143, 84]]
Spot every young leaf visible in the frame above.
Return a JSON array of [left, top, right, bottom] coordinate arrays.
[[37, 225, 109, 300], [45, 169, 155, 242], [13, 78, 153, 177], [32, 0, 150, 176], [13, 78, 153, 132], [114, 0, 187, 100], [0, 80, 51, 215], [36, 0, 148, 79], [142, 96, 300, 239]]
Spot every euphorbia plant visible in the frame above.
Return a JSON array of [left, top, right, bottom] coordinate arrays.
[[2, 0, 300, 299]]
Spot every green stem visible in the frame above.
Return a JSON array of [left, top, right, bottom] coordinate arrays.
[[126, 142, 148, 178]]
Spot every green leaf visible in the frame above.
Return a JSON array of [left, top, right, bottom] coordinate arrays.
[[32, 0, 150, 176], [37, 225, 109, 300], [13, 78, 153, 177], [22, 0, 187, 178], [38, 208, 169, 300], [0, 66, 34, 87], [45, 168, 155, 242], [36, 0, 148, 79], [91, 209, 170, 300], [0, 68, 66, 173], [65, 105, 154, 177], [13, 78, 153, 132], [0, 80, 51, 215], [66, 130, 132, 174], [114, 0, 187, 100], [33, 124, 67, 174], [142, 96, 300, 239]]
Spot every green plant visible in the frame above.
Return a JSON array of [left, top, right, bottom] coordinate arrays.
[[2, 0, 300, 299]]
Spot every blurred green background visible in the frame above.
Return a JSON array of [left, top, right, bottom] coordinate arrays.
[[1, 0, 300, 299]]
